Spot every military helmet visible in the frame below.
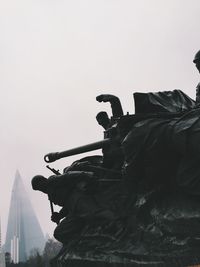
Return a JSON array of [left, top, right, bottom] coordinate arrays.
[[96, 111, 109, 121], [31, 175, 46, 190], [193, 50, 200, 63]]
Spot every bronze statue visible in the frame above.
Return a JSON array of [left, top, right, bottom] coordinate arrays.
[[96, 111, 110, 130], [96, 94, 124, 118], [193, 50, 200, 103], [31, 171, 117, 244], [32, 90, 200, 266]]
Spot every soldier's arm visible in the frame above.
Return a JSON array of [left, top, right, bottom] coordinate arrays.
[[64, 161, 90, 173], [96, 94, 123, 118], [196, 83, 200, 104], [59, 207, 68, 218], [51, 208, 68, 224], [48, 171, 95, 186]]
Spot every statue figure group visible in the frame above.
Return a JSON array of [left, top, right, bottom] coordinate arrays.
[[31, 50, 200, 260], [32, 94, 125, 244]]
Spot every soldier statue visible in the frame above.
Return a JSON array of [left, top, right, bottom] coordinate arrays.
[[96, 94, 124, 118], [193, 50, 200, 104], [31, 172, 116, 244]]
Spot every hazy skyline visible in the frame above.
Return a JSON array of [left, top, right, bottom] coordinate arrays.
[[1, 0, 200, 242], [5, 171, 45, 261]]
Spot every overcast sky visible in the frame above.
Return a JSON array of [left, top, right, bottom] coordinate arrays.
[[0, 0, 200, 243]]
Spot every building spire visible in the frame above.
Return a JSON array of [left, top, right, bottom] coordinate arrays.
[[4, 170, 45, 263]]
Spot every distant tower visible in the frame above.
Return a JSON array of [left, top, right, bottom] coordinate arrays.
[[4, 171, 45, 263], [0, 218, 6, 267]]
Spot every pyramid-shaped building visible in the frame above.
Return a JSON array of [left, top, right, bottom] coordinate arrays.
[[4, 171, 45, 263]]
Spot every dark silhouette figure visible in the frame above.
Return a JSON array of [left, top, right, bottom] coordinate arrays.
[[96, 94, 124, 118], [193, 50, 200, 104], [31, 172, 116, 244], [96, 111, 110, 130], [96, 95, 124, 170]]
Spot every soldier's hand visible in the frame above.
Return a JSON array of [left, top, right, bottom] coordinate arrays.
[[96, 94, 117, 103], [72, 161, 90, 170], [51, 212, 61, 224]]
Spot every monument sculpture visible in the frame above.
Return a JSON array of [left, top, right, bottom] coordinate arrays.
[[32, 51, 200, 266]]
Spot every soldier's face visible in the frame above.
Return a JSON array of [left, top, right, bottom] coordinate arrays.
[[195, 60, 200, 73]]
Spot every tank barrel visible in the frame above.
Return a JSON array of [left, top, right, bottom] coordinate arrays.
[[44, 138, 111, 163]]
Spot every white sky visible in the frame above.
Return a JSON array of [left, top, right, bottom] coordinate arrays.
[[0, 0, 200, 243]]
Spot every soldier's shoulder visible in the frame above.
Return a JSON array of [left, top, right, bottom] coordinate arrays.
[[47, 175, 59, 184]]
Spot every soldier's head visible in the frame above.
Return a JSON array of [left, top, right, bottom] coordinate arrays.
[[96, 111, 110, 129], [31, 175, 48, 193], [193, 50, 200, 73]]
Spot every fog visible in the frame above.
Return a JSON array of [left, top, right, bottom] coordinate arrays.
[[0, 0, 200, 242]]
